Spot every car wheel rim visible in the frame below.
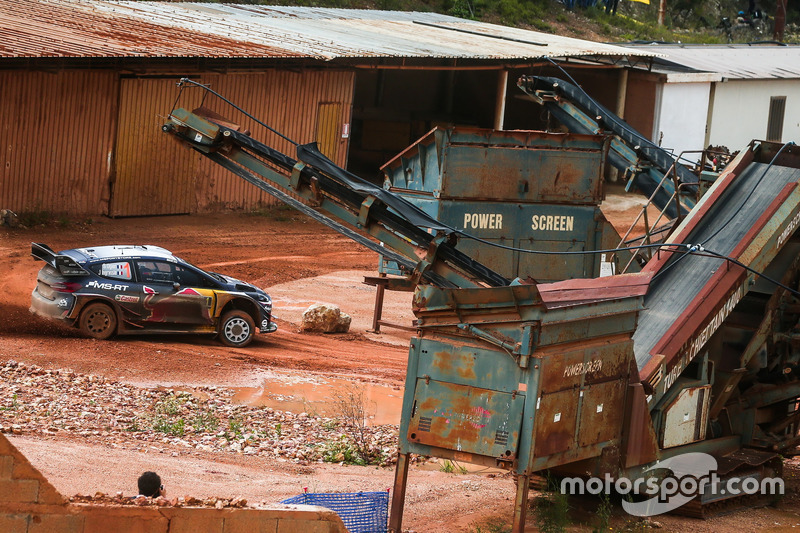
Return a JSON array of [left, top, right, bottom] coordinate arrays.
[[87, 311, 110, 334], [225, 318, 250, 344]]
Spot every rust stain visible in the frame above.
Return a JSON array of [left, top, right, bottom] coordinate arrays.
[[457, 366, 478, 380], [0, 0, 307, 58], [431, 351, 454, 373]]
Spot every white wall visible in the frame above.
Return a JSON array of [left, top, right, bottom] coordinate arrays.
[[654, 82, 711, 164], [708, 79, 800, 151]]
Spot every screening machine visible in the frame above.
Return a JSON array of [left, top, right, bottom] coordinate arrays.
[[378, 128, 629, 283], [517, 75, 701, 220], [162, 79, 800, 531]]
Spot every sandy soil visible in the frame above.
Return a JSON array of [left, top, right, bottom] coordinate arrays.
[[1, 206, 799, 532]]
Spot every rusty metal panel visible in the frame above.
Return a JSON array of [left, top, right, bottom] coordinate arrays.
[[516, 239, 588, 282], [191, 70, 354, 212], [384, 128, 607, 204], [111, 78, 198, 217], [537, 337, 631, 394], [0, 0, 304, 59], [628, 43, 800, 81], [534, 389, 579, 457], [532, 335, 631, 456], [578, 381, 626, 447], [407, 378, 524, 458], [440, 132, 606, 204], [380, 129, 610, 282], [0, 70, 117, 215], [109, 70, 354, 215], [400, 282, 642, 473], [661, 385, 711, 448], [1, 1, 659, 61]]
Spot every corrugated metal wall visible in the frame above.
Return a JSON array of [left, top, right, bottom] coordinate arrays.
[[1, 69, 354, 217], [112, 70, 355, 216], [187, 70, 355, 213], [0, 70, 119, 215], [111, 78, 201, 217]]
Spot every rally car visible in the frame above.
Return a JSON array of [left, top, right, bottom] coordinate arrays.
[[30, 243, 277, 347]]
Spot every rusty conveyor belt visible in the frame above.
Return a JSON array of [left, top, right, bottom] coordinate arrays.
[[633, 161, 800, 370]]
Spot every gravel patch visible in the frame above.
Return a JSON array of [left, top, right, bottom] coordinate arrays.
[[0, 360, 400, 467]]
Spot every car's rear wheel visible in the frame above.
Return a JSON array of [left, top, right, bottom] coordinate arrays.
[[219, 310, 254, 347], [79, 302, 117, 340]]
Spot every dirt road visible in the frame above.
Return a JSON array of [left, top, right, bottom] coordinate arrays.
[[1, 207, 798, 532]]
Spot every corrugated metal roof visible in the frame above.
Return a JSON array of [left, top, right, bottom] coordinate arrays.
[[623, 43, 800, 80], [0, 0, 657, 61]]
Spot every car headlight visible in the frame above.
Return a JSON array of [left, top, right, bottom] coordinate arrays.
[[256, 293, 272, 311]]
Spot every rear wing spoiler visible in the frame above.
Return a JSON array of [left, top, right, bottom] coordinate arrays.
[[31, 243, 88, 276]]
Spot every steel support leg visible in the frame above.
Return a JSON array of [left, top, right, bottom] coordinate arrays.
[[388, 452, 410, 533], [512, 473, 530, 533], [369, 279, 386, 333]]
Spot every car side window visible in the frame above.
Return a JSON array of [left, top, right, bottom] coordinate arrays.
[[95, 261, 132, 281], [172, 265, 210, 288], [136, 261, 175, 284]]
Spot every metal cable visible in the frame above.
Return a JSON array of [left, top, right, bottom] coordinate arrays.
[[176, 78, 298, 147]]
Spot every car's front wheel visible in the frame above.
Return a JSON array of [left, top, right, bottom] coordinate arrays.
[[79, 302, 117, 340], [218, 310, 255, 347]]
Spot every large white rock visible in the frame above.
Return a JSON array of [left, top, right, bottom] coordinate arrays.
[[301, 303, 351, 333]]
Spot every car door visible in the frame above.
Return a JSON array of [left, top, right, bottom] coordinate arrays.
[[135, 260, 214, 327], [89, 260, 140, 319]]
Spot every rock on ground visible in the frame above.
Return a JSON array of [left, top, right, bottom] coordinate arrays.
[[301, 303, 352, 333]]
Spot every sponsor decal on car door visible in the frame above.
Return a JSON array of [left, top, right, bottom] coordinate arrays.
[[137, 261, 215, 326]]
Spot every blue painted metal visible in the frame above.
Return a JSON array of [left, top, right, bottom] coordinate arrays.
[[380, 127, 632, 282], [517, 75, 698, 219]]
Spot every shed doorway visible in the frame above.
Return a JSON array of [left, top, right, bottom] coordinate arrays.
[[110, 78, 200, 217]]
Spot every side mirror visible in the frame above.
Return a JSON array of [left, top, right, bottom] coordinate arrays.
[[172, 282, 181, 290]]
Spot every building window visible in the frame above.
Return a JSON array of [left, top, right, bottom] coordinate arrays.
[[766, 96, 786, 142]]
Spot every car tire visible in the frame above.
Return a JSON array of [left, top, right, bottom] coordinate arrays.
[[79, 302, 117, 340], [219, 310, 255, 347]]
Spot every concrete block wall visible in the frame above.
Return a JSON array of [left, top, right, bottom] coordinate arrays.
[[0, 433, 348, 533]]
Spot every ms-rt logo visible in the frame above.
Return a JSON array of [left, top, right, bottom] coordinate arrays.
[[560, 452, 784, 516]]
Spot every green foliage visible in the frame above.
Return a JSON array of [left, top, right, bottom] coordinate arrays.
[[0, 394, 19, 412], [152, 416, 185, 436], [154, 394, 183, 416], [150, 393, 187, 436], [583, 7, 727, 43], [439, 459, 469, 474], [494, 0, 549, 25], [228, 416, 244, 438], [330, 383, 385, 465], [125, 417, 142, 432], [448, 0, 475, 18], [320, 434, 368, 465], [533, 473, 570, 533], [193, 409, 220, 432], [322, 418, 340, 430], [592, 493, 613, 533]]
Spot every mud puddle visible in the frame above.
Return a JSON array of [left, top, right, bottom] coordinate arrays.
[[232, 371, 404, 426]]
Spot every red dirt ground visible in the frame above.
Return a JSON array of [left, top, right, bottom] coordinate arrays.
[[1, 204, 798, 532]]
